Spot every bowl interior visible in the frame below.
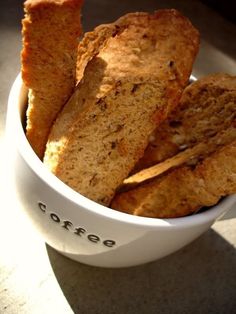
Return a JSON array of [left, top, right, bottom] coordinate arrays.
[[7, 74, 236, 229]]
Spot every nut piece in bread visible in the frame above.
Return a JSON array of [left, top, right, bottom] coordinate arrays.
[[134, 73, 236, 172], [44, 10, 199, 206], [22, 0, 83, 158], [111, 140, 236, 218]]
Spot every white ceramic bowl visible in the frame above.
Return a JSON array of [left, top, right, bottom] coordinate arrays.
[[6, 74, 236, 268]]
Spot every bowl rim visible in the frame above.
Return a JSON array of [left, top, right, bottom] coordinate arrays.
[[6, 73, 236, 229]]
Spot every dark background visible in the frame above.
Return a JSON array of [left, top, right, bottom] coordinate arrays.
[[201, 0, 236, 23]]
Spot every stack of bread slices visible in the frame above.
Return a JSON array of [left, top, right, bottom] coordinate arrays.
[[21, 0, 236, 218]]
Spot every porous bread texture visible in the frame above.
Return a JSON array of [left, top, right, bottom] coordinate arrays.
[[88, 10, 199, 110], [22, 0, 83, 159], [76, 23, 122, 83], [44, 10, 200, 206], [115, 74, 236, 217], [123, 125, 236, 186], [111, 140, 236, 218], [134, 73, 236, 172]]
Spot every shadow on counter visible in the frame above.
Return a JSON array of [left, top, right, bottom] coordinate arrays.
[[46, 228, 236, 314]]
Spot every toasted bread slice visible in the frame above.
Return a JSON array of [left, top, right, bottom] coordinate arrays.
[[111, 140, 236, 218], [22, 0, 83, 158], [76, 22, 125, 83], [123, 125, 236, 186], [134, 73, 236, 172], [44, 10, 199, 206]]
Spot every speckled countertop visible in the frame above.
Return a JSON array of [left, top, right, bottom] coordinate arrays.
[[0, 1, 236, 313]]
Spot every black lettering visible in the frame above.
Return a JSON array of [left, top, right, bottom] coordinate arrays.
[[38, 202, 46, 213], [50, 213, 60, 223], [103, 240, 116, 247], [62, 220, 73, 230], [87, 234, 100, 243], [36, 205, 117, 248], [74, 227, 86, 236]]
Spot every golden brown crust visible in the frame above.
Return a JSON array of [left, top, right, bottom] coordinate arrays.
[[22, 0, 83, 158], [76, 9, 200, 89], [113, 74, 236, 217], [76, 23, 121, 83], [24, 0, 82, 9], [111, 141, 236, 218], [134, 73, 236, 171], [123, 125, 236, 186], [44, 9, 199, 205]]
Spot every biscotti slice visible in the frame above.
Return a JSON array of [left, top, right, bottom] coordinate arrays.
[[44, 10, 199, 206], [22, 0, 83, 158], [111, 140, 236, 218], [134, 73, 236, 172], [123, 125, 236, 186], [76, 22, 126, 83]]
